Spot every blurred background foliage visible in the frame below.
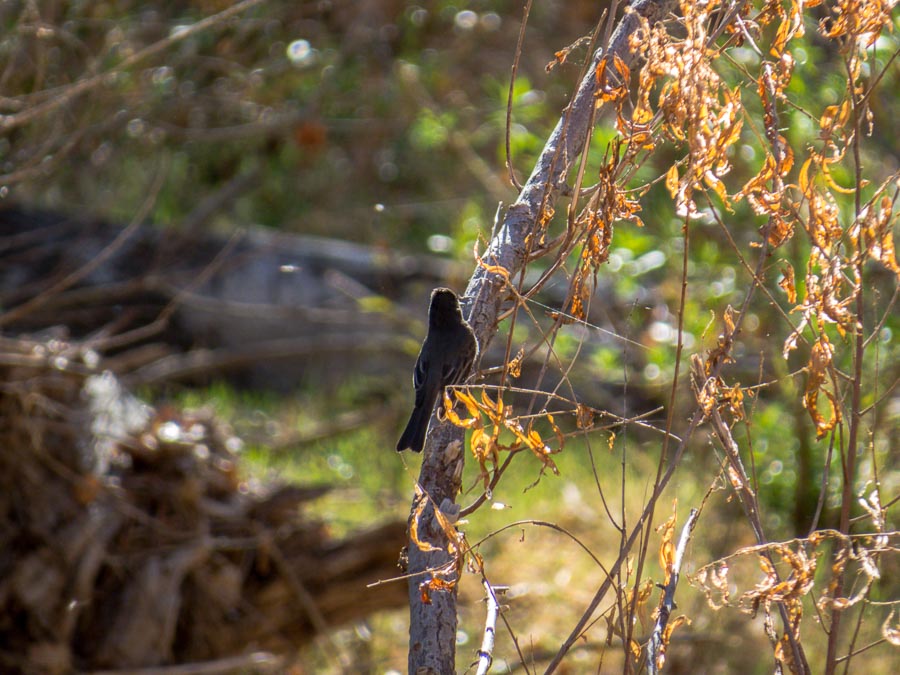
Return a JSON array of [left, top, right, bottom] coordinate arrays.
[[1, 0, 898, 671]]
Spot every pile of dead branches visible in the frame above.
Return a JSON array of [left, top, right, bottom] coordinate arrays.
[[0, 336, 405, 674]]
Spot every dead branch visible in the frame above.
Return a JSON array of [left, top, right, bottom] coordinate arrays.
[[648, 508, 699, 674], [475, 579, 504, 675], [0, 336, 406, 673]]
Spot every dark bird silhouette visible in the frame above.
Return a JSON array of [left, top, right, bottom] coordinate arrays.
[[396, 288, 478, 453]]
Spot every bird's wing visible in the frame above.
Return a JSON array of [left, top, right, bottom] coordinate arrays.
[[442, 358, 464, 387], [413, 353, 429, 406], [442, 329, 476, 387]]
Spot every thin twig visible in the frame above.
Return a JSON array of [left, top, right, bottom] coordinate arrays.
[[648, 508, 699, 674], [505, 0, 532, 191], [475, 579, 504, 675]]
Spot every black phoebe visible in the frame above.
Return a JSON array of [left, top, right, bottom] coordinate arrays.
[[396, 288, 478, 453]]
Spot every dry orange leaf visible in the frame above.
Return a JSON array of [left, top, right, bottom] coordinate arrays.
[[657, 501, 678, 584], [410, 488, 441, 553], [803, 335, 841, 438], [779, 262, 797, 304]]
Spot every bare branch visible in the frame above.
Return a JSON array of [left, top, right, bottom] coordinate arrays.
[[648, 508, 699, 674], [475, 580, 504, 675]]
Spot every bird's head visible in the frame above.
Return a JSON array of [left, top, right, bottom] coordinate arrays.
[[429, 287, 463, 327]]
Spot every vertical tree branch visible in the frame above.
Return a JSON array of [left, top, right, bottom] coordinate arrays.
[[475, 579, 502, 675], [824, 47, 869, 675], [648, 508, 699, 674]]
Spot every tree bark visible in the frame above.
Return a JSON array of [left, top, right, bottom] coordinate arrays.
[[405, 1, 677, 672]]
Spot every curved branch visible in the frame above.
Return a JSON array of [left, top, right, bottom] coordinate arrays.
[[405, 2, 679, 673]]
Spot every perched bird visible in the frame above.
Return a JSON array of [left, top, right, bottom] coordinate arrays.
[[396, 288, 478, 453]]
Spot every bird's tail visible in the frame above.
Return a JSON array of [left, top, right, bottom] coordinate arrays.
[[396, 404, 430, 452]]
